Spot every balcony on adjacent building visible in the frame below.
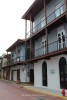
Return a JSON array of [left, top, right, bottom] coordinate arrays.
[[2, 56, 25, 67]]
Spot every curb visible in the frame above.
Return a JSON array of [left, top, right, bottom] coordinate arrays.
[[23, 86, 67, 100]]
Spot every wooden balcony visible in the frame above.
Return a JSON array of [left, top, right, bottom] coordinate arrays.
[[26, 3, 67, 40], [26, 37, 67, 62], [2, 56, 25, 68]]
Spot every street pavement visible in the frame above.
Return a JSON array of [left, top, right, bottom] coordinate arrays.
[[0, 80, 66, 100]]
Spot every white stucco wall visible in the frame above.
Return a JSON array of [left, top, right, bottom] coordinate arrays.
[[10, 65, 30, 82], [20, 69, 29, 82], [34, 54, 67, 90], [34, 60, 42, 87], [47, 57, 60, 90]]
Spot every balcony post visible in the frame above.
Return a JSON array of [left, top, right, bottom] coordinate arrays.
[[25, 19, 27, 60], [7, 51, 8, 55], [65, 0, 67, 10], [65, 0, 67, 19], [16, 46, 17, 62], [30, 14, 33, 59], [44, 0, 47, 24], [7, 51, 8, 65], [44, 0, 48, 53], [25, 19, 27, 39], [30, 15, 33, 36], [45, 28, 48, 53]]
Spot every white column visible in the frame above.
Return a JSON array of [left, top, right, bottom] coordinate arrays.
[[25, 19, 27, 39], [16, 46, 17, 58]]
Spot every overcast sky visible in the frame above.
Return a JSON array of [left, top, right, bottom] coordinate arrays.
[[0, 0, 34, 56]]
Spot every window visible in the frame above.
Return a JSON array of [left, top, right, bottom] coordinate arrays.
[[57, 26, 66, 49], [42, 38, 46, 54], [55, 3, 63, 17], [59, 57, 67, 89]]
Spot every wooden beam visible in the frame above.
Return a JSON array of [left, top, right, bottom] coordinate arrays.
[[30, 14, 32, 59], [65, 0, 67, 10], [44, 0, 47, 24], [44, 57, 50, 60], [45, 28, 48, 53], [25, 19, 27, 61], [44, 0, 48, 53], [25, 19, 27, 39], [65, 0, 67, 20], [30, 14, 33, 36], [16, 46, 17, 59], [6, 51, 8, 66]]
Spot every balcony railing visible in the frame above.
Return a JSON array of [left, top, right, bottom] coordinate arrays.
[[31, 37, 67, 59], [26, 3, 66, 39], [26, 17, 46, 39], [47, 3, 66, 24], [2, 56, 25, 67]]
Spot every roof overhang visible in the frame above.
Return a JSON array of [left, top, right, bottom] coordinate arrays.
[[22, 0, 44, 20], [6, 39, 25, 52]]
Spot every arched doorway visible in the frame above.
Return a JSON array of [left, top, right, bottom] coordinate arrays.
[[59, 57, 67, 89], [42, 61, 47, 86]]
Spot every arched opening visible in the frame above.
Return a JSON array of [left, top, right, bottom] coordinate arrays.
[[59, 57, 67, 89], [42, 61, 47, 86]]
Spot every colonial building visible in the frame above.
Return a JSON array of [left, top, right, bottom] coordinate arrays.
[[22, 0, 67, 90], [5, 39, 29, 82], [2, 39, 29, 83]]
